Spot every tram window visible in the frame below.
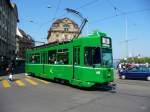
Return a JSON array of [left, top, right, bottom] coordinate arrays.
[[29, 54, 34, 63], [57, 49, 69, 64], [84, 48, 92, 66], [48, 50, 56, 64], [36, 54, 40, 63], [84, 47, 101, 66], [29, 54, 40, 64], [102, 48, 113, 67]]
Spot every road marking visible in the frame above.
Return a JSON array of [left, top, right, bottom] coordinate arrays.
[[15, 80, 25, 87], [26, 76, 50, 84], [2, 80, 11, 88], [0, 77, 3, 80], [35, 78, 50, 84], [25, 78, 38, 85]]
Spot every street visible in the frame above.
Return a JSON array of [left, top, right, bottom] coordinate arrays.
[[0, 1, 150, 112], [0, 73, 150, 112]]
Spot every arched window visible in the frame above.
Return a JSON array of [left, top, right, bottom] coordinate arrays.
[[63, 24, 69, 31]]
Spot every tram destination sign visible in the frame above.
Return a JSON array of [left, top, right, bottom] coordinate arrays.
[[101, 37, 111, 47]]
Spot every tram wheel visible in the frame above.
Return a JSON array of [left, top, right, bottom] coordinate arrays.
[[54, 78, 59, 83], [60, 80, 65, 84]]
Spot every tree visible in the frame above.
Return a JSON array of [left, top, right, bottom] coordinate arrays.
[[120, 57, 150, 63]]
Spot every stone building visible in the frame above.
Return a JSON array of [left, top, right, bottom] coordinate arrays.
[[0, 0, 19, 62], [47, 18, 79, 43], [16, 28, 35, 59]]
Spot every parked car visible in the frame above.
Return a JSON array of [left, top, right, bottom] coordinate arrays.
[[119, 66, 150, 81]]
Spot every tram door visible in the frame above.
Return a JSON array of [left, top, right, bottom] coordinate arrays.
[[73, 47, 80, 79]]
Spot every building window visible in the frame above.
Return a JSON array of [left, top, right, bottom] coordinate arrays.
[[74, 24, 78, 29], [64, 34, 68, 40], [56, 34, 59, 37], [52, 23, 59, 28], [63, 24, 69, 31]]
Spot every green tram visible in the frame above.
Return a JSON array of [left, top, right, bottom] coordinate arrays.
[[25, 31, 114, 87]]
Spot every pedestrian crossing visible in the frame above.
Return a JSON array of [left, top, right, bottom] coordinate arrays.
[[15, 80, 25, 87], [25, 77, 38, 86], [0, 76, 50, 88], [2, 80, 11, 88]]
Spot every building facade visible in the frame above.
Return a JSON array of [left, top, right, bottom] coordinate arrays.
[[16, 28, 35, 59], [47, 18, 79, 43], [0, 0, 19, 63]]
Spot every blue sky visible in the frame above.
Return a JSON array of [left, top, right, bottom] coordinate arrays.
[[11, 0, 150, 59]]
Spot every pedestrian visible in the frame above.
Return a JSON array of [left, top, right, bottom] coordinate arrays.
[[117, 63, 123, 74], [6, 62, 14, 81], [145, 62, 149, 68]]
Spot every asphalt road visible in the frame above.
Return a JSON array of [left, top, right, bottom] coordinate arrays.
[[0, 74, 150, 112]]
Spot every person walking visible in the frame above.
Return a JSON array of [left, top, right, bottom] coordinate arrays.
[[6, 62, 14, 81], [117, 63, 123, 73]]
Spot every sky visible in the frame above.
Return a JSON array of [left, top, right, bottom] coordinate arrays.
[[11, 0, 150, 59]]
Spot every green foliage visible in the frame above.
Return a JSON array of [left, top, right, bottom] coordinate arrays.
[[120, 57, 150, 63]]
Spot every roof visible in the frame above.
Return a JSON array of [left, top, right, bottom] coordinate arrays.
[[16, 27, 23, 38], [6, 0, 19, 22], [17, 28, 34, 42], [52, 17, 78, 27]]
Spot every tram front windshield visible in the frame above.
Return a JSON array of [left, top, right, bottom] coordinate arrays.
[[102, 48, 113, 67], [84, 47, 113, 67]]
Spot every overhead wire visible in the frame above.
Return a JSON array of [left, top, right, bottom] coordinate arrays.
[[90, 8, 150, 24], [102, 0, 148, 26], [57, 0, 103, 19], [44, 0, 61, 31], [40, 0, 150, 31], [104, 0, 149, 57], [104, 0, 150, 33], [44, 0, 150, 34], [77, 0, 100, 10], [53, 0, 61, 21], [106, 0, 125, 15], [90, 0, 150, 24]]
